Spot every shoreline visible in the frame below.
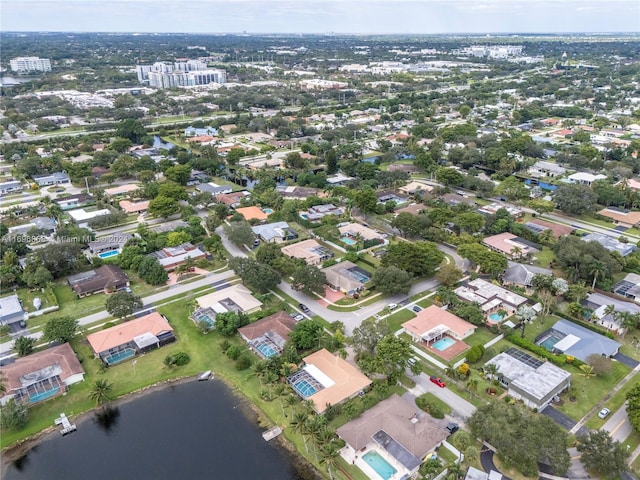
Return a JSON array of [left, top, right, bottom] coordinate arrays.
[[1, 373, 321, 480]]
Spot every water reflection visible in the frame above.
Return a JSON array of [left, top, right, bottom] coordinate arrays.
[[94, 406, 120, 434]]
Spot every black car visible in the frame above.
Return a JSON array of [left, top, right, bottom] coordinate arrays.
[[298, 303, 310, 312], [446, 423, 459, 435]]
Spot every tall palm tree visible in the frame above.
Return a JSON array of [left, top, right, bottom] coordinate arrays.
[[290, 411, 309, 453], [483, 364, 500, 385], [89, 379, 114, 406], [304, 416, 323, 462], [466, 378, 478, 398], [446, 461, 465, 480], [589, 261, 607, 291], [319, 445, 340, 480]]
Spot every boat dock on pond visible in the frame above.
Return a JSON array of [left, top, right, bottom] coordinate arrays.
[[197, 370, 213, 381], [262, 426, 282, 441], [54, 413, 76, 436]]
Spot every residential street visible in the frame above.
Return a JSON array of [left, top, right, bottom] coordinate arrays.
[[603, 403, 633, 443]]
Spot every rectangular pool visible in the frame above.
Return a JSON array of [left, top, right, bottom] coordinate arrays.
[[292, 379, 318, 398], [539, 334, 561, 351], [432, 337, 456, 351], [341, 237, 357, 246], [256, 343, 277, 358], [98, 250, 119, 259], [363, 451, 397, 480]]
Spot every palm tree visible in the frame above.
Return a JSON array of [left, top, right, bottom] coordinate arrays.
[[304, 416, 323, 462], [89, 379, 114, 406], [603, 304, 616, 320], [319, 445, 340, 480], [273, 383, 287, 418], [483, 364, 500, 385], [579, 364, 595, 379], [446, 461, 465, 480], [290, 411, 309, 454], [466, 378, 478, 398], [510, 246, 523, 259], [589, 261, 607, 291]]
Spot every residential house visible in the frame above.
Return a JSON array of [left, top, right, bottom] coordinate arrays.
[[119, 200, 149, 214], [216, 191, 250, 209], [104, 183, 140, 197], [196, 284, 263, 315], [567, 172, 607, 186], [582, 232, 637, 257], [377, 191, 409, 206], [441, 193, 477, 207], [482, 232, 540, 259], [0, 180, 22, 195], [8, 217, 57, 236], [395, 203, 428, 216], [535, 319, 620, 362], [184, 125, 218, 137], [523, 219, 574, 238], [322, 261, 371, 295], [67, 265, 130, 297], [337, 394, 449, 479], [251, 222, 298, 243], [235, 206, 269, 222], [397, 181, 433, 196], [0, 343, 84, 405], [276, 185, 327, 200], [455, 278, 528, 318], [585, 292, 640, 332], [338, 223, 384, 245], [86, 311, 175, 365], [0, 294, 26, 326], [288, 348, 371, 413], [67, 208, 111, 226], [527, 161, 567, 178], [326, 173, 355, 186], [597, 207, 640, 228], [88, 233, 133, 255], [485, 347, 571, 410], [32, 172, 70, 187], [91, 166, 110, 179], [150, 243, 207, 271], [300, 204, 344, 222], [196, 182, 233, 195], [503, 262, 553, 290], [238, 311, 296, 359], [149, 220, 188, 234], [281, 239, 334, 266], [465, 466, 503, 480], [478, 203, 523, 218], [613, 273, 640, 301], [53, 193, 92, 210]]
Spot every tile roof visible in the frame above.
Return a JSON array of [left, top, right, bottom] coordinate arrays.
[[402, 305, 476, 338], [238, 311, 296, 342], [86, 312, 173, 354]]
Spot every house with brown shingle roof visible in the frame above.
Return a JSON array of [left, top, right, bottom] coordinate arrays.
[[67, 265, 130, 297], [238, 311, 296, 358], [86, 311, 175, 365], [597, 207, 640, 228], [216, 191, 250, 208], [337, 394, 448, 478], [1, 343, 84, 405], [523, 219, 574, 239]]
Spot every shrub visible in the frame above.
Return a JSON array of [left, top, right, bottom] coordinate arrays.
[[466, 345, 484, 363], [220, 339, 231, 353], [102, 322, 115, 330], [416, 394, 447, 419], [164, 351, 191, 367], [236, 354, 253, 371], [458, 363, 470, 377], [506, 334, 584, 368], [226, 344, 243, 360]]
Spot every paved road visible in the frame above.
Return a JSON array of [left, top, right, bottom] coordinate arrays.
[[408, 372, 477, 419], [0, 269, 235, 358], [603, 402, 633, 443]]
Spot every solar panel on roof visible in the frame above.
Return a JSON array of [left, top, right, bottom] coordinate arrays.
[[613, 281, 635, 295], [505, 347, 544, 369]]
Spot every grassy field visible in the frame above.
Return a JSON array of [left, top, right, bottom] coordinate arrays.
[[463, 327, 498, 347], [386, 308, 416, 332]]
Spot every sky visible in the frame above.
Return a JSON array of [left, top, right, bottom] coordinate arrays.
[[2, 0, 639, 34]]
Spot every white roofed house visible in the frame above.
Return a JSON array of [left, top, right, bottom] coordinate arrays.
[[251, 222, 299, 243], [149, 243, 207, 271], [0, 294, 26, 326], [566, 172, 607, 186]]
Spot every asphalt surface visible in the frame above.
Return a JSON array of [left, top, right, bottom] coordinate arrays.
[[603, 402, 634, 443]]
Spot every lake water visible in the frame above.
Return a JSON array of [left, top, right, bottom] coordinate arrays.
[[3, 380, 306, 480]]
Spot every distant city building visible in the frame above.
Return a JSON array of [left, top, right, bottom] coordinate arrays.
[[10, 56, 52, 73], [136, 60, 226, 88]]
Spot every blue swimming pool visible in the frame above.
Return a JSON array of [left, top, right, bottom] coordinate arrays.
[[262, 208, 274, 215], [489, 312, 505, 322], [363, 451, 397, 480], [341, 237, 357, 246], [432, 337, 456, 351], [256, 343, 277, 358], [291, 379, 318, 398], [104, 349, 136, 365], [98, 250, 119, 259], [29, 387, 59, 403], [539, 332, 564, 351], [196, 314, 215, 328]]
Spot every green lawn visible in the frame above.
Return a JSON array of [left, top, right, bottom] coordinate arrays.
[[585, 378, 640, 430], [416, 392, 452, 416], [13, 287, 56, 313], [534, 247, 555, 269], [386, 309, 416, 332], [464, 327, 498, 347]]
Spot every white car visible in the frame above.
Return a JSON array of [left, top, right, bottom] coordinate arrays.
[[597, 408, 611, 419], [388, 303, 398, 310]]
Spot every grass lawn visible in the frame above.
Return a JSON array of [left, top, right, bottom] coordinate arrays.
[[576, 214, 615, 229], [416, 392, 452, 416], [464, 327, 498, 347], [585, 378, 640, 430], [416, 297, 435, 308], [13, 287, 56, 313], [386, 309, 416, 332], [534, 247, 555, 269]]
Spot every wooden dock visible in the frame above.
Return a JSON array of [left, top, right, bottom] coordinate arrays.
[[262, 426, 282, 441], [54, 413, 77, 436]]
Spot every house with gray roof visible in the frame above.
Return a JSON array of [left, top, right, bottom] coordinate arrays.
[[535, 319, 620, 362], [32, 172, 70, 187], [0, 295, 26, 326], [485, 347, 571, 410], [612, 273, 640, 301], [585, 292, 640, 332], [583, 233, 637, 257], [503, 262, 553, 289], [251, 222, 298, 243], [0, 180, 22, 195]]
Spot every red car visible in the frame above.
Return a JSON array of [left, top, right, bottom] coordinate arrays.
[[430, 376, 446, 388]]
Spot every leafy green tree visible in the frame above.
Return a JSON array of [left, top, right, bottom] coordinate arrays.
[[372, 335, 413, 382], [148, 195, 180, 218], [627, 383, 640, 432], [137, 256, 168, 285], [0, 399, 29, 430], [371, 266, 412, 295], [23, 265, 53, 288], [291, 265, 327, 296], [13, 336, 36, 357], [453, 302, 485, 326], [164, 164, 192, 185], [495, 176, 530, 201], [105, 291, 143, 320], [353, 188, 378, 213], [436, 167, 464, 186], [157, 182, 188, 201], [90, 379, 114, 406], [166, 230, 191, 247], [554, 184, 598, 215], [528, 198, 555, 214], [381, 241, 444, 278], [352, 318, 391, 357], [115, 119, 146, 143], [228, 257, 281, 293], [436, 264, 463, 286], [43, 316, 79, 343], [577, 430, 629, 480], [224, 221, 254, 247], [289, 320, 324, 350], [215, 311, 249, 336]]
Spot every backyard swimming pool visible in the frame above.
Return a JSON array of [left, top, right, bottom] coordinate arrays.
[[432, 337, 456, 351], [262, 208, 274, 215], [29, 387, 59, 403], [489, 312, 505, 322], [256, 343, 277, 358], [98, 250, 119, 259], [104, 349, 136, 365], [363, 451, 397, 480], [291, 379, 318, 398], [341, 237, 357, 246]]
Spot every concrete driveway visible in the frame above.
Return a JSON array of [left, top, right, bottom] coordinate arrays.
[[408, 372, 477, 419]]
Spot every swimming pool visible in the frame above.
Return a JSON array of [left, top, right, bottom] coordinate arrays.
[[29, 387, 59, 403], [299, 213, 308, 220], [256, 343, 277, 358], [538, 333, 564, 351], [363, 451, 397, 480], [291, 379, 318, 398], [489, 312, 505, 322], [98, 250, 119, 259], [104, 349, 136, 365], [262, 208, 274, 215], [341, 237, 358, 246], [432, 337, 456, 351], [196, 314, 215, 327]]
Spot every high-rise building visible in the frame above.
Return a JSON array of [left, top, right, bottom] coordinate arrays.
[[136, 60, 223, 88], [10, 56, 52, 73]]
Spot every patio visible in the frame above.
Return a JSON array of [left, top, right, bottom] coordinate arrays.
[[421, 336, 470, 362]]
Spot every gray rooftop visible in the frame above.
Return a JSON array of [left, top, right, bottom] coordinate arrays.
[[549, 319, 620, 361], [252, 221, 291, 242], [583, 233, 637, 257], [503, 262, 553, 287], [0, 295, 24, 319]]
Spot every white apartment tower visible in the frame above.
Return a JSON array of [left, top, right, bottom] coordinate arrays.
[[136, 60, 224, 88], [10, 57, 52, 73]]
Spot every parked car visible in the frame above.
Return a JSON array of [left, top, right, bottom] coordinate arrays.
[[298, 303, 310, 313], [412, 305, 422, 313], [446, 423, 459, 435], [407, 357, 418, 367], [598, 408, 611, 419], [388, 303, 398, 310], [430, 376, 446, 388]]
